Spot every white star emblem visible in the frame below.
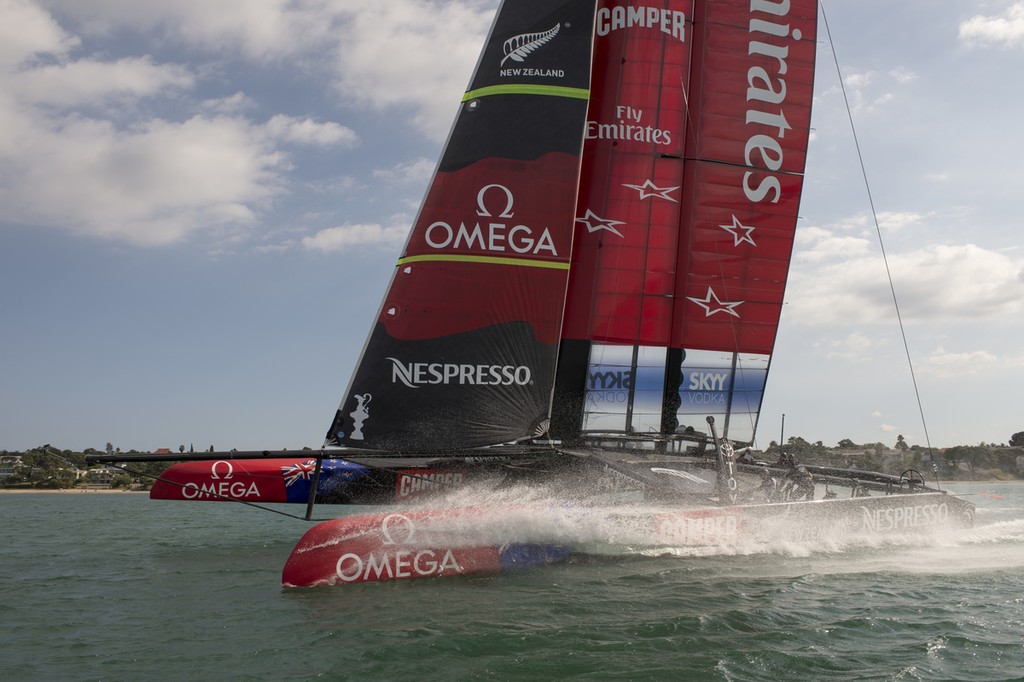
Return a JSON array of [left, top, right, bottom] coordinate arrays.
[[576, 209, 625, 238], [686, 287, 744, 318], [623, 179, 679, 202], [719, 215, 756, 247]]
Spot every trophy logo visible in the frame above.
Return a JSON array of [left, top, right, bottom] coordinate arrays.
[[349, 393, 372, 440]]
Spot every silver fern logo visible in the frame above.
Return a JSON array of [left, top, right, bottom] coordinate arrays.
[[501, 23, 560, 66]]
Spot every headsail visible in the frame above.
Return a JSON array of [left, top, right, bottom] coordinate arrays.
[[326, 0, 598, 451], [553, 0, 818, 446]]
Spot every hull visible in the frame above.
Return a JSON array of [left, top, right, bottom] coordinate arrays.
[[150, 458, 379, 504], [283, 492, 976, 587], [282, 508, 571, 587], [149, 453, 526, 504]]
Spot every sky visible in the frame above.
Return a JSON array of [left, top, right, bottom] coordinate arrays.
[[1, 0, 1022, 453]]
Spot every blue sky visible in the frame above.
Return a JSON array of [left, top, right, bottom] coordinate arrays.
[[2, 0, 1023, 452]]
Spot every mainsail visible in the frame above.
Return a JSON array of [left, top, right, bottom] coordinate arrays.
[[326, 0, 598, 451], [329, 0, 818, 452]]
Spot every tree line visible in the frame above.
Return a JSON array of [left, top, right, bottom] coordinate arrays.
[[764, 433, 1024, 480], [0, 446, 174, 490]]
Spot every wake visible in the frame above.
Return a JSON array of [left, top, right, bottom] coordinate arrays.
[[388, 481, 1024, 575]]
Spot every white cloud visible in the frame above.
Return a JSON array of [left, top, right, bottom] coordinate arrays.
[[920, 346, 1001, 378], [302, 220, 409, 253], [823, 332, 887, 362], [888, 67, 916, 84], [839, 71, 884, 113], [888, 244, 1024, 319], [787, 239, 1024, 325], [834, 67, 915, 114], [329, 1, 496, 139], [960, 3, 1024, 47], [0, 114, 286, 246], [39, 0, 338, 59], [0, 0, 78, 67], [794, 225, 874, 264], [200, 91, 255, 114], [37, 0, 497, 139], [0, 94, 361, 245], [8, 56, 194, 107], [372, 157, 435, 185], [843, 71, 874, 89], [0, 1, 368, 248], [876, 211, 928, 233], [264, 114, 357, 147]]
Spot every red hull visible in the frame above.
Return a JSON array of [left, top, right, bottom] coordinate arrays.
[[151, 459, 297, 502], [283, 507, 577, 587], [283, 510, 505, 587]]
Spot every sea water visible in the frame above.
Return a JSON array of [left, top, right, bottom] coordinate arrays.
[[2, 482, 1022, 681]]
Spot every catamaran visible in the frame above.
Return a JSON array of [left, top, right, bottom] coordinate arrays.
[[90, 0, 975, 586]]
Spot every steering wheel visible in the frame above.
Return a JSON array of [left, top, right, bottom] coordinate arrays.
[[898, 469, 927, 492]]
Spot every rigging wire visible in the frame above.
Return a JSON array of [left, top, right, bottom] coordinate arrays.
[[820, 3, 939, 487]]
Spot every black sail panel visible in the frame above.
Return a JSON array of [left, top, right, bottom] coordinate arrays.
[[326, 0, 597, 452]]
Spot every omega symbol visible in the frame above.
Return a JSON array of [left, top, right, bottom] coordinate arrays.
[[210, 460, 234, 480], [476, 184, 515, 218], [379, 513, 416, 545]]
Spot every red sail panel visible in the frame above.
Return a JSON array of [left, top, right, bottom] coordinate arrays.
[[673, 0, 818, 354], [384, 160, 577, 346], [562, 0, 817, 356], [325, 0, 597, 451], [561, 0, 695, 346]]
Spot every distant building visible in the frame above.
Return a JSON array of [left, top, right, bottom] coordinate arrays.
[[86, 466, 121, 486], [0, 455, 24, 480]]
